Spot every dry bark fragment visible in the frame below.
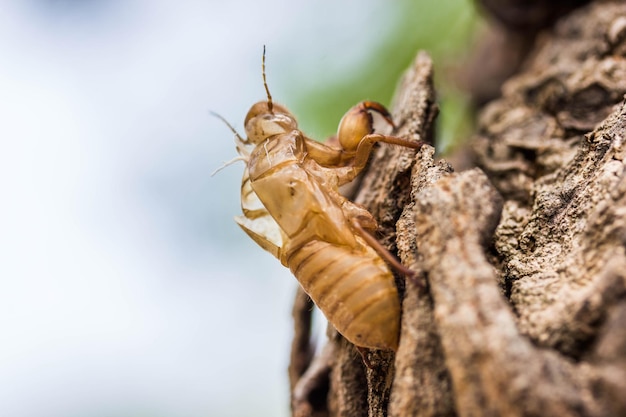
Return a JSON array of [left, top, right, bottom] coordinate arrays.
[[338, 51, 439, 417], [289, 287, 329, 417], [471, 0, 626, 359], [414, 168, 588, 417], [473, 1, 626, 203], [499, 102, 626, 358], [288, 51, 439, 417], [389, 146, 456, 417]]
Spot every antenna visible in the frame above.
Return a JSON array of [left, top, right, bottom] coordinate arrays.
[[209, 110, 249, 176], [209, 110, 247, 146], [210, 110, 249, 155], [262, 45, 274, 113]]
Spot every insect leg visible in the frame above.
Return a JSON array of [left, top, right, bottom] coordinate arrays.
[[340, 200, 378, 232], [356, 346, 374, 369], [350, 218, 416, 278], [351, 134, 426, 171], [327, 134, 427, 188], [235, 215, 283, 260], [303, 136, 349, 167]]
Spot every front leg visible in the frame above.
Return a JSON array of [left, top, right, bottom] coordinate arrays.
[[325, 132, 426, 188], [350, 133, 425, 175], [314, 179, 379, 232], [305, 101, 425, 187], [303, 136, 352, 167], [334, 101, 426, 185]]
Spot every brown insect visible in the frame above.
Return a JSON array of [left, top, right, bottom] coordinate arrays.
[[218, 49, 423, 351]]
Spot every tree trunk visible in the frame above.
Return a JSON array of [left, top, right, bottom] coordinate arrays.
[[289, 1, 626, 416]]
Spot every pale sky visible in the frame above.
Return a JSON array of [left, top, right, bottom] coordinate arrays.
[[0, 1, 392, 416]]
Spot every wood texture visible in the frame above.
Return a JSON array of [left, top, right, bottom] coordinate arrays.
[[288, 1, 626, 415]]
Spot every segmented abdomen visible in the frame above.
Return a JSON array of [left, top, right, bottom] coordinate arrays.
[[286, 238, 400, 350]]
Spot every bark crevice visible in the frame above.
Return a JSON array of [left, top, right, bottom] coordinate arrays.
[[288, 2, 626, 416]]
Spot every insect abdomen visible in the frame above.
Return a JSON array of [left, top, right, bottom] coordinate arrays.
[[287, 239, 400, 351]]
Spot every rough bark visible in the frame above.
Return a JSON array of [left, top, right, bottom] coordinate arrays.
[[288, 1, 626, 416]]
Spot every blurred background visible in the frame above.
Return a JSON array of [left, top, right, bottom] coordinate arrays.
[[0, 1, 477, 416]]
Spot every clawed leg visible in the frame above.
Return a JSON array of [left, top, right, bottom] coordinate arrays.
[[351, 133, 426, 172], [350, 218, 417, 279], [341, 201, 378, 232], [356, 346, 374, 369], [329, 133, 427, 187]]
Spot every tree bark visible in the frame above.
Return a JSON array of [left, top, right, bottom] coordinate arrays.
[[289, 1, 626, 416]]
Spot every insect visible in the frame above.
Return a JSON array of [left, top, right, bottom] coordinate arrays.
[[218, 49, 423, 351]]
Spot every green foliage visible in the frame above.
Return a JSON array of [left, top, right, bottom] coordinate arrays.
[[290, 0, 478, 152]]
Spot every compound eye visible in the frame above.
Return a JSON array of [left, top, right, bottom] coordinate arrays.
[[245, 112, 297, 144]]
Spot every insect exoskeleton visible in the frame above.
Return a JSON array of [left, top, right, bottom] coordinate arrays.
[[226, 50, 424, 351]]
